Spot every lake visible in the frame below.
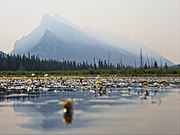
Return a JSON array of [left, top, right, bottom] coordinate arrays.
[[0, 87, 179, 135]]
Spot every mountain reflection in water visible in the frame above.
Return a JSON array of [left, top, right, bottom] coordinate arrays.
[[11, 91, 138, 131], [0, 87, 172, 132]]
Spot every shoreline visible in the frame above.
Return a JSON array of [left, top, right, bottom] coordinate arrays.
[[0, 69, 180, 77]]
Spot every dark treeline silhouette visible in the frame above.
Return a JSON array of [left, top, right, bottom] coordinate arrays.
[[0, 53, 168, 71]]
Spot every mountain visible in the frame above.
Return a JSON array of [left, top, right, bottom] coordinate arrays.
[[11, 14, 173, 66], [28, 30, 137, 64], [12, 14, 109, 54], [84, 28, 173, 66]]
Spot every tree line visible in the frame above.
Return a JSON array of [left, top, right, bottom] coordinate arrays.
[[0, 53, 170, 71]]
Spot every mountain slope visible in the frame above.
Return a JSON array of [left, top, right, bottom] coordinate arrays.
[[28, 30, 139, 64], [84, 28, 173, 66], [0, 51, 5, 56], [28, 30, 71, 60]]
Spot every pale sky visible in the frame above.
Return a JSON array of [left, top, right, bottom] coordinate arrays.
[[0, 0, 179, 64]]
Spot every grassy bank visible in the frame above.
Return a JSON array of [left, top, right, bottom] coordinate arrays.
[[0, 68, 180, 77]]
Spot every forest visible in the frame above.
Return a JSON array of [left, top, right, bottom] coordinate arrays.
[[0, 53, 179, 76]]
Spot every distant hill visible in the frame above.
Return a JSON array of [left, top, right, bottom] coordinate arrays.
[[11, 14, 173, 66]]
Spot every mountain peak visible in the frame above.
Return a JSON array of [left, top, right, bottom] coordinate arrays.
[[42, 14, 52, 20], [40, 14, 56, 26], [41, 14, 80, 31]]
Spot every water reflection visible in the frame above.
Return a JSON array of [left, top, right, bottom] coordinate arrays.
[[10, 93, 134, 131], [140, 88, 164, 106], [12, 95, 92, 131], [13, 100, 63, 130], [63, 99, 73, 125], [0, 87, 170, 132]]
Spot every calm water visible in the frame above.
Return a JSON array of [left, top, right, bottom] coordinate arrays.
[[0, 88, 179, 135]]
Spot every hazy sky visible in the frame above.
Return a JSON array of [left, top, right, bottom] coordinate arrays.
[[0, 0, 179, 64]]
